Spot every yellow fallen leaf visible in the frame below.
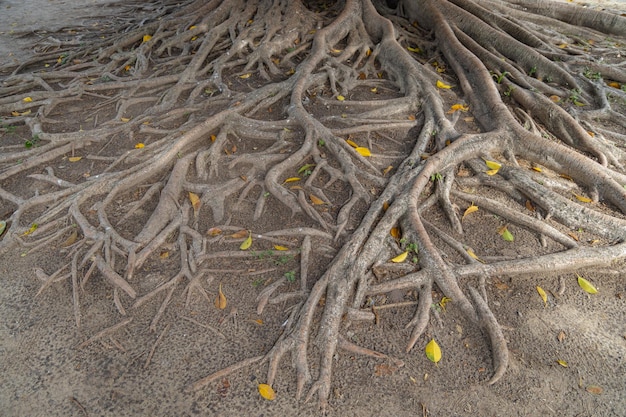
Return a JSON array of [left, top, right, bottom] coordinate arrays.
[[557, 43, 568, 49], [607, 81, 620, 89], [23, 97, 33, 102], [210, 134, 216, 142], [330, 48, 342, 54], [239, 73, 252, 79], [283, 177, 300, 183], [142, 34, 152, 43], [189, 25, 197, 30], [370, 87, 378, 93], [68, 157, 82, 162], [355, 147, 371, 157], [390, 227, 400, 239], [556, 359, 568, 367], [425, 339, 442, 363], [439, 296, 452, 311], [462, 204, 478, 220], [436, 80, 452, 89], [466, 248, 484, 263], [447, 104, 469, 113], [120, 117, 131, 122], [215, 283, 227, 309], [134, 143, 145, 149], [484, 160, 502, 170], [485, 169, 499, 176], [240, 232, 252, 250], [382, 165, 393, 175], [407, 46, 420, 53], [273, 245, 288, 251], [577, 275, 597, 294], [310, 194, 325, 205], [390, 251, 408, 263], [536, 286, 548, 306], [574, 194, 592, 203], [532, 165, 542, 172], [258, 383, 276, 400], [336, 95, 345, 101], [11, 111, 20, 116], [22, 223, 38, 236], [346, 139, 358, 148], [189, 192, 201, 215], [549, 95, 561, 103], [159, 251, 169, 259]]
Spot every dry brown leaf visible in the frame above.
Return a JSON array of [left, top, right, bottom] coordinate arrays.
[[230, 229, 248, 239], [215, 283, 227, 309], [310, 194, 325, 205], [207, 227, 222, 236], [61, 229, 78, 247], [189, 192, 201, 216]]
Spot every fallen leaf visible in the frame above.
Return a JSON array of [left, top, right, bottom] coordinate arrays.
[[142, 34, 152, 42], [484, 160, 502, 170], [607, 81, 620, 89], [390, 251, 408, 263], [390, 227, 400, 239], [532, 165, 542, 172], [120, 117, 131, 122], [22, 223, 38, 236], [189, 192, 201, 215], [498, 225, 514, 242], [330, 48, 342, 54], [355, 147, 371, 157], [283, 177, 301, 183], [586, 385, 603, 395], [61, 229, 78, 247], [536, 286, 548, 306], [525, 200, 535, 212], [68, 157, 82, 162], [239, 73, 252, 79], [560, 173, 573, 181], [436, 80, 452, 89], [383, 201, 389, 211], [23, 97, 33, 102], [577, 275, 598, 294], [374, 363, 398, 376], [240, 233, 252, 250], [258, 383, 276, 400], [557, 43, 568, 48], [556, 359, 568, 367], [310, 194, 325, 205], [574, 193, 592, 203], [215, 283, 227, 309], [336, 95, 345, 101], [462, 204, 478, 220], [466, 248, 484, 263], [439, 296, 452, 311], [346, 139, 358, 148], [382, 165, 393, 175], [159, 251, 169, 259], [134, 143, 145, 149], [447, 104, 469, 113], [549, 95, 561, 102], [230, 229, 248, 239], [207, 227, 222, 236], [485, 169, 499, 176], [189, 25, 197, 30], [252, 319, 264, 325], [273, 245, 288, 251], [298, 164, 315, 174], [407, 46, 420, 53], [557, 330, 566, 342], [358, 72, 366, 80], [210, 134, 216, 142], [0, 220, 6, 236], [370, 87, 378, 93], [425, 339, 442, 363]]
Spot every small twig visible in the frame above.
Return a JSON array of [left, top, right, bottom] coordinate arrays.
[[77, 318, 133, 349], [144, 323, 171, 369], [180, 316, 226, 340], [69, 396, 88, 417]]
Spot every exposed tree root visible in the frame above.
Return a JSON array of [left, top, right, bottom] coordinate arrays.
[[2, 0, 626, 411]]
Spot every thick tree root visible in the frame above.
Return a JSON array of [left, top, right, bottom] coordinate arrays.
[[2, 0, 626, 411]]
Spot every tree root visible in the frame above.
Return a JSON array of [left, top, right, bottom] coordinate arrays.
[[2, 0, 626, 411]]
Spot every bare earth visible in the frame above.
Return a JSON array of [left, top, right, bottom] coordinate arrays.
[[1, 1, 625, 416]]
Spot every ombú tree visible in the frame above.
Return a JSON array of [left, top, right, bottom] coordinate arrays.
[[1, 0, 625, 410]]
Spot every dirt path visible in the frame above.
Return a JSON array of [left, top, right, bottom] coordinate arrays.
[[1, 1, 625, 416]]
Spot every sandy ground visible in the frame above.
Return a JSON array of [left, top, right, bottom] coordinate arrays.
[[1, 1, 626, 416]]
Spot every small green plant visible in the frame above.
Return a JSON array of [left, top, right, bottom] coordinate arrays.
[[284, 270, 296, 282], [399, 239, 419, 263], [318, 139, 325, 147], [528, 66, 537, 77], [583, 67, 602, 80], [274, 255, 291, 266], [430, 172, 443, 182], [24, 134, 41, 149], [252, 278, 264, 287], [263, 191, 270, 198], [491, 71, 509, 84], [568, 89, 585, 106], [503, 85, 515, 97]]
